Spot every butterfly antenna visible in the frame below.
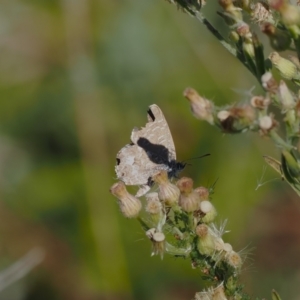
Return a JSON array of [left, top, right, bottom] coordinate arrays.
[[182, 153, 210, 163]]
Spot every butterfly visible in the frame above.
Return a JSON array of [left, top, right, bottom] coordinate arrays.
[[115, 104, 185, 197]]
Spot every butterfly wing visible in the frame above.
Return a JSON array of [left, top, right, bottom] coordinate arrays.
[[115, 104, 176, 196]]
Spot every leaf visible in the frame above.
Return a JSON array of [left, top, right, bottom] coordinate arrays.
[[263, 155, 284, 180], [271, 289, 282, 300]]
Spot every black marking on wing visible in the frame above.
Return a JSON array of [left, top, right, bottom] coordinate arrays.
[[137, 137, 185, 178], [137, 137, 169, 165], [147, 108, 156, 121]]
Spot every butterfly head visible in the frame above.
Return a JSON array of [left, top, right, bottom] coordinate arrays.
[[167, 160, 186, 179]]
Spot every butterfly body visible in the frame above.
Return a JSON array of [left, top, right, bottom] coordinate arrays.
[[115, 104, 184, 197]]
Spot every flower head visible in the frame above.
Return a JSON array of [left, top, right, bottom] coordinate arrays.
[[153, 171, 180, 206], [184, 88, 214, 124], [177, 177, 200, 212], [110, 181, 142, 218]]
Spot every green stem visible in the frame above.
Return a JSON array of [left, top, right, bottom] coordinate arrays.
[[269, 130, 294, 151], [195, 12, 257, 79]]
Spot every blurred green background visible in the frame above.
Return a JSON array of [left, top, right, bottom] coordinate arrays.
[[1, 0, 300, 299]]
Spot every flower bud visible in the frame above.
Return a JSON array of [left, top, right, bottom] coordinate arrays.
[[236, 22, 251, 39], [200, 200, 217, 223], [177, 177, 200, 212], [261, 22, 291, 51], [250, 95, 271, 109], [146, 228, 165, 258], [153, 171, 180, 206], [196, 224, 216, 256], [110, 181, 142, 218], [278, 80, 295, 110], [145, 193, 162, 214], [145, 192, 164, 226], [243, 39, 255, 59], [183, 88, 214, 124], [261, 72, 278, 93], [194, 186, 210, 201], [269, 52, 300, 82], [270, 0, 300, 26], [229, 31, 240, 43]]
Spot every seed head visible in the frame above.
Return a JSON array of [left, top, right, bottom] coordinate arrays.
[[183, 88, 214, 124]]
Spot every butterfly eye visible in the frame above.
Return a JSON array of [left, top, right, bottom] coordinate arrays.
[[116, 158, 121, 165]]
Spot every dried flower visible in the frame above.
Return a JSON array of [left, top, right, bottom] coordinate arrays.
[[184, 88, 214, 124], [110, 181, 142, 218]]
